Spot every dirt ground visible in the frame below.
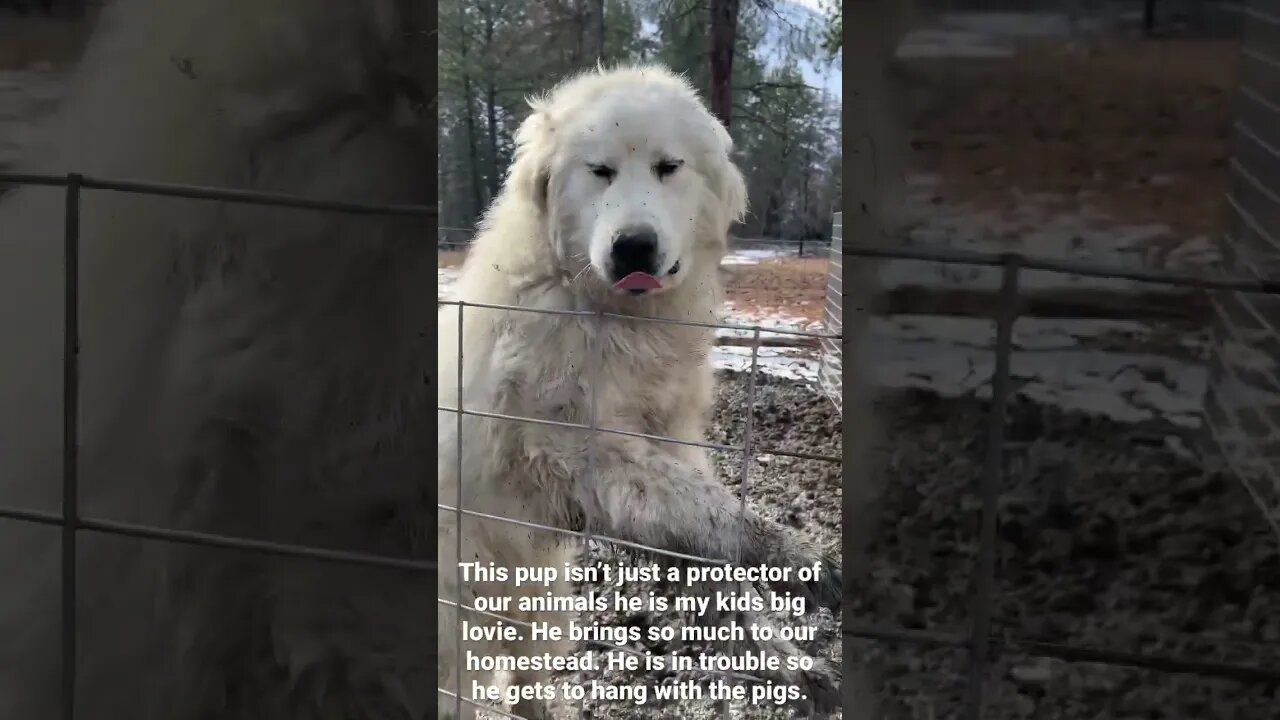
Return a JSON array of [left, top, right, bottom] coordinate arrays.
[[722, 257, 831, 325], [438, 249, 465, 268], [902, 36, 1239, 242]]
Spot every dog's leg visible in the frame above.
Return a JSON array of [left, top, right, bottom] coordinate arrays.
[[525, 433, 843, 713], [532, 433, 842, 611]]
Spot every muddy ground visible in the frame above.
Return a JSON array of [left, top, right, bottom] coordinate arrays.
[[902, 35, 1237, 246], [854, 389, 1279, 719], [533, 375, 1280, 720]]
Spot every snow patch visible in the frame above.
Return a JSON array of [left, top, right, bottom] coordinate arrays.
[[868, 315, 1208, 428]]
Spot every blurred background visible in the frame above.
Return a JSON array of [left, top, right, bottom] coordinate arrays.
[[847, 1, 1280, 718]]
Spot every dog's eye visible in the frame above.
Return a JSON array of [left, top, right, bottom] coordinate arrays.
[[654, 160, 682, 179], [589, 165, 615, 182]]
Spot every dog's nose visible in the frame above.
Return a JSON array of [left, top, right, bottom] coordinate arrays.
[[610, 227, 660, 279]]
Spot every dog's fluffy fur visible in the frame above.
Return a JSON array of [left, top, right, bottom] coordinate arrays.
[[0, 2, 434, 718], [437, 66, 841, 719]]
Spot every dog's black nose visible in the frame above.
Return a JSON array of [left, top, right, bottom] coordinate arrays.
[[609, 227, 660, 279]]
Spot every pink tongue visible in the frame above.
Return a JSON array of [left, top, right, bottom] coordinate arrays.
[[614, 272, 662, 291]]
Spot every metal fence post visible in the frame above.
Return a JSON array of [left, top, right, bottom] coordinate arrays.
[[962, 254, 1020, 720], [584, 310, 603, 562], [721, 327, 762, 718], [455, 301, 465, 719], [583, 309, 604, 717], [61, 172, 82, 720]]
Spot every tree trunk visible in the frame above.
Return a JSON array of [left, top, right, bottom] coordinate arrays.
[[767, 137, 790, 237], [572, 0, 585, 63], [485, 84, 499, 202], [708, 0, 740, 130], [1143, 0, 1157, 35], [801, 143, 812, 232], [584, 0, 605, 62], [459, 32, 484, 219], [483, 10, 500, 202]]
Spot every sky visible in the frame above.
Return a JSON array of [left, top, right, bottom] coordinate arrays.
[[637, 1, 842, 101], [762, 0, 842, 100], [786, 0, 827, 13]]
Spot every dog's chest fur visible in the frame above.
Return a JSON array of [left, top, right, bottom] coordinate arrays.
[[485, 308, 712, 437]]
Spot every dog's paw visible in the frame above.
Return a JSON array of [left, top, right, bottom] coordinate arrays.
[[781, 656, 841, 716], [806, 550, 842, 613], [769, 548, 841, 615]]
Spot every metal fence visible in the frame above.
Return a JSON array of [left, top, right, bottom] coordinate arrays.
[[0, 170, 439, 720], [438, 226, 829, 257], [0, 170, 845, 720], [4, 168, 1278, 719], [436, 275, 843, 716], [819, 212, 843, 414], [843, 240, 1280, 719]]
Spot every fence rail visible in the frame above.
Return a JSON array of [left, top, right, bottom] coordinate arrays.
[[1, 170, 1277, 719], [438, 226, 830, 256]]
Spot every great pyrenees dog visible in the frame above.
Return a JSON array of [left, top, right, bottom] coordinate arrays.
[[437, 66, 841, 718]]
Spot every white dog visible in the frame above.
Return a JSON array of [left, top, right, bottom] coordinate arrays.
[[437, 65, 841, 719]]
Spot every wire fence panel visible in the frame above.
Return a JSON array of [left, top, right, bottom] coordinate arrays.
[[819, 213, 843, 414], [431, 293, 840, 717], [1204, 2, 1280, 546], [0, 170, 439, 720], [842, 239, 1280, 712], [3, 169, 1279, 718]]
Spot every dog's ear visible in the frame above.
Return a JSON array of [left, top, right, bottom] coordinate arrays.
[[709, 123, 749, 228], [717, 156, 748, 226], [510, 104, 554, 213], [511, 157, 550, 213]]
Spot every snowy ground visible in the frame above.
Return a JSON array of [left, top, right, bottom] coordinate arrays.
[[888, 174, 1223, 297], [721, 246, 799, 266], [897, 10, 1126, 61], [868, 315, 1208, 429]]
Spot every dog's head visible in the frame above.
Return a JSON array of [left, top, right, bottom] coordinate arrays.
[[507, 65, 747, 298]]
